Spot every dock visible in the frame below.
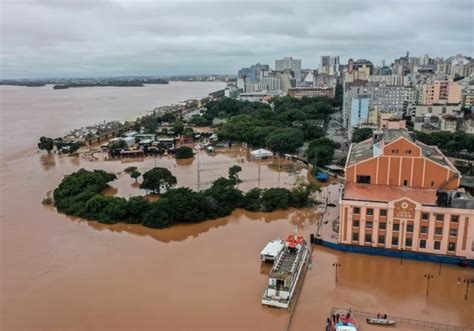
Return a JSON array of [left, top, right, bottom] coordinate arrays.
[[330, 307, 473, 331]]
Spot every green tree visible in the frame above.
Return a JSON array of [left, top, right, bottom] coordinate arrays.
[[265, 128, 304, 153], [124, 166, 138, 174], [175, 146, 195, 159], [172, 120, 185, 135], [38, 136, 54, 153], [183, 127, 195, 137], [68, 143, 80, 154], [228, 165, 242, 185], [189, 115, 209, 127], [352, 127, 373, 143], [290, 177, 318, 208], [305, 138, 340, 166], [140, 167, 177, 194], [242, 188, 262, 211], [126, 196, 150, 223], [131, 170, 141, 182], [261, 188, 292, 212]]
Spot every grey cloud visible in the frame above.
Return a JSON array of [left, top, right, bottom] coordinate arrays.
[[1, 0, 472, 78]]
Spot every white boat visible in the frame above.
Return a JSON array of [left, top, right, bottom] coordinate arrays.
[[329, 309, 358, 331], [261, 228, 309, 309], [260, 239, 285, 262], [366, 317, 396, 326]]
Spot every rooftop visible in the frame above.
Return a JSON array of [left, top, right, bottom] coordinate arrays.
[[343, 183, 438, 205], [346, 129, 455, 171]]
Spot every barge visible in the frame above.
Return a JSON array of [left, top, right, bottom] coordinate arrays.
[[261, 228, 309, 308]]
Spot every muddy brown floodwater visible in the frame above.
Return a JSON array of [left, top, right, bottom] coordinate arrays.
[[1, 85, 473, 331]]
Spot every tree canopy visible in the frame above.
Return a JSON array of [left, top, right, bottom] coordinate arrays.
[[38, 136, 54, 153], [352, 127, 373, 143], [305, 137, 340, 166], [140, 167, 177, 194], [175, 146, 195, 159], [265, 128, 305, 154], [52, 167, 315, 229]]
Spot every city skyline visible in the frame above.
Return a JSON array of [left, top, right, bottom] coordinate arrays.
[[1, 0, 473, 79]]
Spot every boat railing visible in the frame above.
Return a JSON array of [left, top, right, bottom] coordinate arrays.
[[331, 307, 473, 331]]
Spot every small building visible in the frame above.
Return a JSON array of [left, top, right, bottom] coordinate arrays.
[[250, 148, 273, 160]]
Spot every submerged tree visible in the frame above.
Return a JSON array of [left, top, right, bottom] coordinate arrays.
[[38, 136, 54, 153], [140, 167, 177, 194], [130, 170, 141, 182]]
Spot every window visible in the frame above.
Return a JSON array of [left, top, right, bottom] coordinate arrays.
[[393, 223, 400, 231], [366, 221, 373, 228], [353, 207, 360, 214], [422, 213, 429, 220], [366, 208, 374, 216], [379, 222, 386, 230], [434, 241, 441, 250], [436, 214, 444, 221], [420, 226, 428, 234], [392, 236, 399, 246], [353, 220, 360, 227], [449, 228, 458, 237], [406, 150, 412, 154], [407, 224, 414, 233], [403, 180, 408, 186], [448, 242, 456, 251], [356, 175, 371, 184], [435, 227, 443, 235], [405, 238, 412, 247], [419, 239, 427, 248], [378, 235, 385, 244], [431, 181, 435, 186], [365, 234, 372, 243], [451, 215, 459, 223], [380, 209, 387, 217], [352, 233, 359, 241]]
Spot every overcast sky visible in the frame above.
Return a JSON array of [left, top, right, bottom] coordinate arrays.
[[1, 0, 472, 79]]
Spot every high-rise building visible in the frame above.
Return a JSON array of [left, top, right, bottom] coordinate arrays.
[[320, 56, 340, 76], [275, 57, 302, 82], [339, 126, 474, 262], [237, 63, 269, 82], [421, 80, 462, 105]]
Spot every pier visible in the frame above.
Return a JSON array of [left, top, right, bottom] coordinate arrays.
[[330, 307, 473, 331]]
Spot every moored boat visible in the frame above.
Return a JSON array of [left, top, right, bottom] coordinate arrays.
[[330, 309, 358, 331], [366, 317, 396, 326], [261, 228, 309, 308], [260, 239, 285, 262]]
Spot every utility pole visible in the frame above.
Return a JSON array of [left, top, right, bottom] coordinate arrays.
[[197, 149, 201, 190], [463, 278, 474, 301], [332, 263, 342, 285], [424, 274, 434, 296]]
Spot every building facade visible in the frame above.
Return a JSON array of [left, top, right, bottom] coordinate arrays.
[[275, 57, 302, 83], [339, 128, 474, 261], [288, 86, 335, 99]]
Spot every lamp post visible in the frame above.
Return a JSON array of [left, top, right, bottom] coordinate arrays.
[[463, 278, 474, 301], [332, 263, 342, 285], [424, 274, 434, 296]]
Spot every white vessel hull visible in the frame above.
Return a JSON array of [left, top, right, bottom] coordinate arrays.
[[261, 246, 309, 309]]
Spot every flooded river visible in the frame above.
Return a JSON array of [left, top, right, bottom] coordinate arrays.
[[1, 84, 473, 330]]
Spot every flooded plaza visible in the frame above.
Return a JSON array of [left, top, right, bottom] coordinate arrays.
[[1, 85, 473, 330]]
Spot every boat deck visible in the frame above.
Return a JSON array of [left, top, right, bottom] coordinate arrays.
[[274, 250, 297, 274]]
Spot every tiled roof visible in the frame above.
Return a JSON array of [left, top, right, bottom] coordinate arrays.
[[343, 183, 438, 205], [346, 129, 455, 171]]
